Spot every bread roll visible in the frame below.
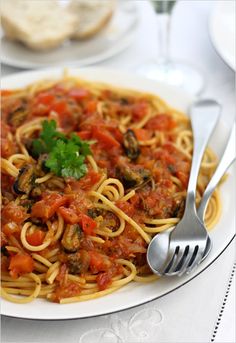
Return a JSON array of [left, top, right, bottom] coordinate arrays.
[[1, 0, 77, 50], [69, 0, 116, 39]]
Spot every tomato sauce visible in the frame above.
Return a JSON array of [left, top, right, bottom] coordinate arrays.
[[1, 80, 192, 300]]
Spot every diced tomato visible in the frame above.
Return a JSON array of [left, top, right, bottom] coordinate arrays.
[[61, 193, 91, 219], [131, 101, 148, 120], [57, 207, 80, 224], [2, 202, 28, 225], [68, 88, 90, 101], [133, 128, 152, 141], [48, 99, 77, 131], [145, 114, 176, 131], [75, 170, 101, 190], [26, 230, 46, 246], [1, 90, 13, 96], [32, 92, 79, 132], [31, 193, 69, 221], [81, 214, 96, 236], [36, 92, 55, 106], [31, 92, 55, 116], [2, 222, 20, 238], [76, 130, 92, 140], [96, 272, 112, 291], [106, 126, 123, 143], [90, 251, 105, 268], [85, 100, 97, 113], [92, 127, 120, 149], [88, 251, 111, 273], [51, 100, 67, 115], [160, 178, 174, 188], [9, 254, 34, 278]]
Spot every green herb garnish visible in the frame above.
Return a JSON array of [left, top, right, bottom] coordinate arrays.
[[33, 120, 91, 180], [33, 120, 66, 155]]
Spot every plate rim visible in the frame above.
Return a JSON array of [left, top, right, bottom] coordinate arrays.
[[209, 0, 236, 71], [1, 67, 235, 320]]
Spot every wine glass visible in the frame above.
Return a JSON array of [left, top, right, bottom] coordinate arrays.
[[138, 0, 204, 95]]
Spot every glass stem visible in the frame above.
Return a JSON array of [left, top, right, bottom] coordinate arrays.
[[157, 14, 171, 63]]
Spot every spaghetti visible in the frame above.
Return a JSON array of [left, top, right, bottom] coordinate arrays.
[[1, 73, 221, 304]]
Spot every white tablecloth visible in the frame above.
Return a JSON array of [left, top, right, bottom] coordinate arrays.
[[1, 1, 235, 342]]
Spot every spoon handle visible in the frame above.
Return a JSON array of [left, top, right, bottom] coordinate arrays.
[[184, 100, 221, 214], [198, 121, 236, 222]]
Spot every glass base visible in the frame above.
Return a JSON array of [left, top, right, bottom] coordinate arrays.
[[137, 61, 205, 95]]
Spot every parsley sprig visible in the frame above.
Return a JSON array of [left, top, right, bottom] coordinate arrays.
[[33, 120, 66, 154], [33, 120, 91, 179]]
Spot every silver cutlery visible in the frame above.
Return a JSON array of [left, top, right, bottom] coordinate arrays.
[[147, 99, 223, 276]]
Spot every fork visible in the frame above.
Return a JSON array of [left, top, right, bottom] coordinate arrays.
[[157, 99, 221, 275]]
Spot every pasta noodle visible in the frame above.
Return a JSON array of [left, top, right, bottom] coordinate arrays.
[[1, 73, 222, 304]]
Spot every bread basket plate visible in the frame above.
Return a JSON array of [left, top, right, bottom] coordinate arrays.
[[0, 1, 139, 69], [1, 67, 235, 320]]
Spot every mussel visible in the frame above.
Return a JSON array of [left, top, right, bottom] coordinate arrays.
[[116, 164, 151, 190], [13, 164, 36, 195], [123, 129, 140, 161], [61, 224, 82, 253]]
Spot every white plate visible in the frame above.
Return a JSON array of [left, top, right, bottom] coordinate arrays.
[[1, 67, 235, 320], [209, 1, 236, 70], [0, 1, 138, 69]]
